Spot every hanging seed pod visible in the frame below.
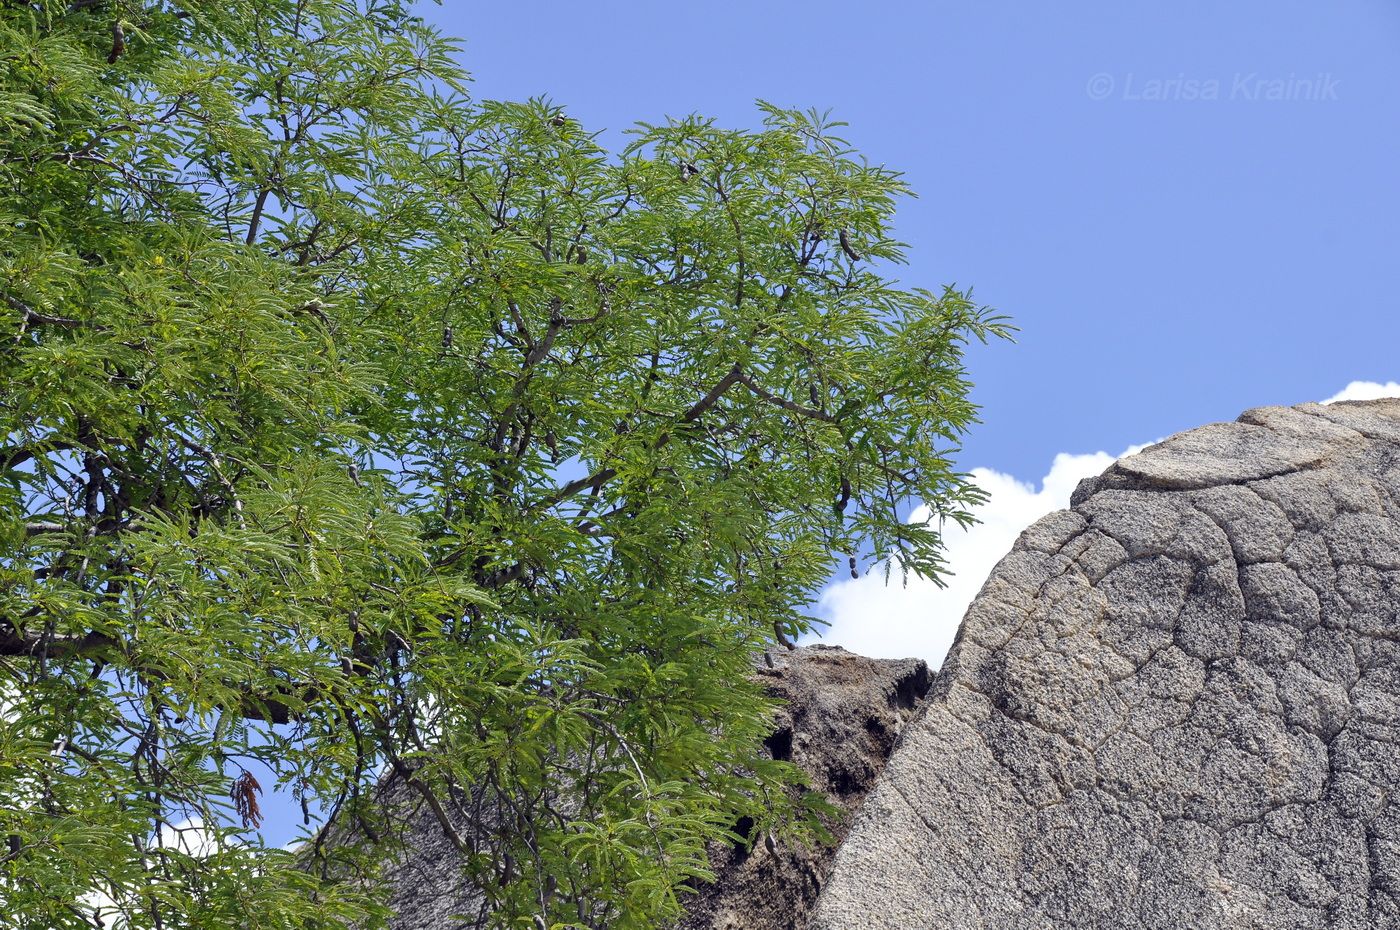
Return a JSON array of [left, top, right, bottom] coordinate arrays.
[[231, 771, 263, 828], [107, 20, 126, 64], [849, 554, 859, 579], [838, 228, 862, 262]]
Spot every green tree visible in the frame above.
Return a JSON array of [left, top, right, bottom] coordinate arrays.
[[0, 2, 1010, 927]]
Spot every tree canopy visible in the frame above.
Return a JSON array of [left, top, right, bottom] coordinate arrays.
[[0, 1, 1010, 927]]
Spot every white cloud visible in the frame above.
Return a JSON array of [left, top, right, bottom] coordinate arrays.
[[156, 816, 222, 857], [812, 443, 1149, 668], [1322, 380, 1400, 404]]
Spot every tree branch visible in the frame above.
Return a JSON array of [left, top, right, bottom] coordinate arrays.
[[0, 625, 321, 724], [542, 362, 745, 509], [246, 188, 272, 245], [735, 370, 838, 422], [0, 629, 115, 659], [3, 293, 82, 330], [24, 521, 66, 536]]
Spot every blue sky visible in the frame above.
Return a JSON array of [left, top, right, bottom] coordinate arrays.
[[419, 1, 1400, 656], [423, 0, 1399, 473], [249, 2, 1400, 848]]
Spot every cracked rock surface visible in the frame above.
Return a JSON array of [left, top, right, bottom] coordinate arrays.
[[810, 399, 1400, 930]]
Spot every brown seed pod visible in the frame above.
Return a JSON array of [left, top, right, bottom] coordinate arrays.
[[838, 228, 862, 262], [107, 20, 126, 64], [231, 771, 263, 828]]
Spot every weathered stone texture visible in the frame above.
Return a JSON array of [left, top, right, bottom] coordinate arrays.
[[378, 646, 931, 930], [811, 399, 1400, 930], [675, 646, 931, 930]]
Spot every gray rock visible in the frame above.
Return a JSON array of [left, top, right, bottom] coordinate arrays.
[[675, 646, 932, 930], [811, 399, 1400, 930], [371, 646, 932, 930]]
